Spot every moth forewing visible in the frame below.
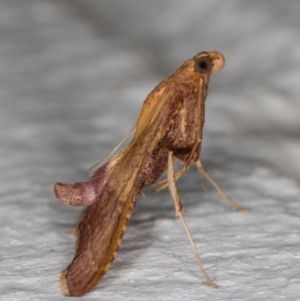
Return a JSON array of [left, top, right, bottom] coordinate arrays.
[[54, 51, 232, 296], [55, 89, 187, 296]]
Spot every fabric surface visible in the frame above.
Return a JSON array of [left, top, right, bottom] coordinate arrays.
[[1, 1, 300, 300]]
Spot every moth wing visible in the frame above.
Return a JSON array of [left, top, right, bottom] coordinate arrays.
[[60, 90, 186, 296], [60, 172, 139, 296]]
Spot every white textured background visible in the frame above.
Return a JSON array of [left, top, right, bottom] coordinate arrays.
[[1, 1, 300, 300]]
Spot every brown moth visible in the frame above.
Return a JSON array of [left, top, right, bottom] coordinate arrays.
[[54, 51, 247, 297]]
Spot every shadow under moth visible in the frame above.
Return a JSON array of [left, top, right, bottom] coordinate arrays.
[[54, 51, 248, 297]]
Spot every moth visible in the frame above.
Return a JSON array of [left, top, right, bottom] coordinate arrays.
[[54, 51, 247, 297]]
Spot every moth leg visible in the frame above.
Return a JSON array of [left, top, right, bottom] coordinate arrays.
[[152, 166, 186, 193], [195, 159, 249, 211], [167, 151, 218, 289]]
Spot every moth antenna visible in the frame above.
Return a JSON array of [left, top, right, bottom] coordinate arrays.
[[89, 125, 136, 170], [178, 212, 218, 289], [195, 160, 249, 211], [185, 77, 203, 166]]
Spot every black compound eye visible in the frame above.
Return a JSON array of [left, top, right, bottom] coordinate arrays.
[[194, 56, 212, 74]]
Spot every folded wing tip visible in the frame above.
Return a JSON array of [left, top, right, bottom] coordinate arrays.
[[60, 269, 71, 296]]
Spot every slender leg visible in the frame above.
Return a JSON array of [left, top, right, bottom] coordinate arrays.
[[195, 159, 249, 211], [152, 165, 187, 193], [167, 152, 218, 289]]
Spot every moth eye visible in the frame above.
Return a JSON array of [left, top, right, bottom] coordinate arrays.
[[194, 56, 212, 74]]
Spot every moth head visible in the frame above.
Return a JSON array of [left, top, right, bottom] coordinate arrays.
[[193, 51, 225, 74]]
